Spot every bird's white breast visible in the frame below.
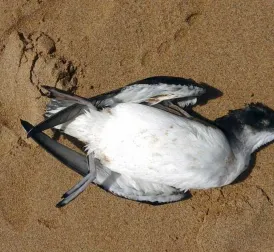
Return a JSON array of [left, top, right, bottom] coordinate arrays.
[[86, 103, 235, 191]]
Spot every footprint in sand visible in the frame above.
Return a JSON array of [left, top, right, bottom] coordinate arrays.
[[0, 30, 80, 231]]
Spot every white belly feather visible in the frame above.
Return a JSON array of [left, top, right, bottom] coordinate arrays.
[[60, 103, 235, 191]]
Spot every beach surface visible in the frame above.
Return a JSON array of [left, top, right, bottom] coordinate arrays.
[[0, 1, 274, 251]]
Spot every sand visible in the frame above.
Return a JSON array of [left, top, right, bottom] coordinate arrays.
[[0, 0, 274, 251]]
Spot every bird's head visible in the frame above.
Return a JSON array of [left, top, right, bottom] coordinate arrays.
[[216, 103, 274, 153], [238, 103, 274, 130]]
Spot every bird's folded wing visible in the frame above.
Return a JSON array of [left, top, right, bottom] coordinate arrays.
[[28, 76, 220, 136], [21, 120, 89, 177], [91, 76, 207, 107], [41, 76, 209, 108]]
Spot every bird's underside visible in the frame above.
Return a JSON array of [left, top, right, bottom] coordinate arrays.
[[21, 76, 220, 207]]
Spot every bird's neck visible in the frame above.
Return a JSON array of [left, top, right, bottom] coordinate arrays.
[[227, 126, 274, 156], [216, 116, 274, 156], [216, 116, 274, 185], [235, 127, 274, 155], [219, 127, 274, 186]]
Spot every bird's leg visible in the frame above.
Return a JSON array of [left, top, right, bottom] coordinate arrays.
[[56, 154, 97, 208]]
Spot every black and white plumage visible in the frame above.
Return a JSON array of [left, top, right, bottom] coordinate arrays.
[[21, 76, 274, 207]]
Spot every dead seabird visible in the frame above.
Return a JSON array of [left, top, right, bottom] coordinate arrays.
[[20, 76, 274, 207]]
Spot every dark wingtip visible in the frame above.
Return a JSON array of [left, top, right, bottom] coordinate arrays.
[[20, 119, 35, 138], [56, 200, 66, 208], [20, 119, 33, 132]]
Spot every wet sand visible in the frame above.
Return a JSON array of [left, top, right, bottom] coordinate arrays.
[[0, 1, 274, 251]]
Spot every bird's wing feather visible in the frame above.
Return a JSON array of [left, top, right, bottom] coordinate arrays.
[[21, 120, 89, 176], [42, 76, 207, 108], [91, 76, 206, 107], [28, 76, 206, 135]]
